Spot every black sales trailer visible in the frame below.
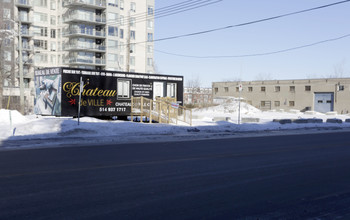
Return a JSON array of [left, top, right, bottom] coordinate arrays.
[[34, 67, 183, 117]]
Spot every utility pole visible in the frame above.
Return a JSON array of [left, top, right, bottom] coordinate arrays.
[[238, 83, 242, 124], [125, 11, 131, 72], [18, 20, 25, 115]]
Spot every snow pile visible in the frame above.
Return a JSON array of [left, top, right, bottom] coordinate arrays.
[[0, 109, 28, 124], [193, 99, 260, 119], [1, 101, 350, 149]]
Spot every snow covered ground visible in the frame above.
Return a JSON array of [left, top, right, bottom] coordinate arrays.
[[1, 100, 350, 150]]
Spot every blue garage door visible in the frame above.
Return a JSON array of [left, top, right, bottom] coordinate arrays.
[[314, 93, 334, 113]]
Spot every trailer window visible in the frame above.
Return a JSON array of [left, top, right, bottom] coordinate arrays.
[[117, 79, 131, 99], [167, 83, 176, 98]]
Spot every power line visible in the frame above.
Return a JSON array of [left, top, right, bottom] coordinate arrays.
[[106, 0, 222, 26], [65, 0, 350, 56], [149, 0, 350, 43], [133, 0, 216, 20], [153, 33, 350, 58], [124, 0, 207, 20]]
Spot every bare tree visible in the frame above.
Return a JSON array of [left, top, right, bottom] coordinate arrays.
[[186, 76, 201, 93], [255, 72, 274, 81], [221, 77, 242, 82], [152, 61, 161, 74], [0, 20, 16, 109], [326, 60, 348, 78]]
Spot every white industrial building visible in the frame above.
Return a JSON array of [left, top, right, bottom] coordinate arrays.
[[213, 78, 350, 114]]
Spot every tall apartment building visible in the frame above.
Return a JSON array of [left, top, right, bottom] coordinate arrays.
[[0, 0, 155, 114]]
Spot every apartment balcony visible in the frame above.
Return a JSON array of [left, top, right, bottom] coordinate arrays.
[[17, 45, 34, 52], [63, 13, 106, 25], [20, 30, 34, 38], [17, 58, 34, 65], [15, 0, 33, 8], [63, 28, 106, 38], [63, 0, 106, 10], [65, 57, 106, 66], [63, 44, 106, 52], [18, 16, 33, 24]]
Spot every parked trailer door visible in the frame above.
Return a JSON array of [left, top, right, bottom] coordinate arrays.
[[314, 92, 334, 113], [153, 82, 164, 99]]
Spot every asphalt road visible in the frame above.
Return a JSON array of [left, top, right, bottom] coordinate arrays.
[[1, 132, 350, 219]]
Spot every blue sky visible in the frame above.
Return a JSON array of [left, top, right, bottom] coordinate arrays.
[[153, 0, 350, 87]]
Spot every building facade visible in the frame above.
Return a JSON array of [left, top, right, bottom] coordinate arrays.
[[1, 0, 155, 114], [213, 78, 350, 114]]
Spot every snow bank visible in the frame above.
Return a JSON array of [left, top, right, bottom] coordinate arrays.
[[1, 104, 350, 150], [0, 109, 28, 124]]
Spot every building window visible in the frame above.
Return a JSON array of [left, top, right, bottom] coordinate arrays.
[[338, 85, 345, 91], [167, 83, 176, 98], [108, 0, 118, 7], [275, 101, 280, 107], [50, 0, 56, 10], [261, 86, 266, 92], [248, 87, 253, 92], [275, 86, 280, 92], [117, 79, 131, 99], [120, 29, 124, 38], [129, 56, 135, 66], [147, 20, 153, 29], [289, 101, 295, 107], [261, 101, 266, 107], [34, 12, 48, 22], [108, 40, 118, 50], [108, 53, 118, 62], [147, 33, 153, 42], [147, 45, 153, 53], [33, 26, 48, 36], [148, 6, 154, 15], [50, 29, 56, 38], [108, 26, 118, 37], [50, 54, 56, 64], [130, 2, 136, 12], [24, 79, 30, 88], [119, 15, 124, 26], [130, 30, 136, 40], [4, 38, 11, 47], [34, 0, 48, 7], [130, 17, 136, 27], [290, 86, 295, 92], [224, 87, 229, 93], [120, 0, 124, 9], [147, 58, 153, 66], [35, 53, 48, 63], [305, 85, 311, 91], [3, 9, 11, 19], [34, 39, 48, 50], [5, 51, 11, 61], [214, 87, 218, 94], [108, 12, 118, 22], [50, 42, 56, 51], [119, 55, 124, 65]]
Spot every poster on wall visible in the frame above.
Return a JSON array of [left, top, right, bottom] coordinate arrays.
[[34, 69, 62, 116]]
